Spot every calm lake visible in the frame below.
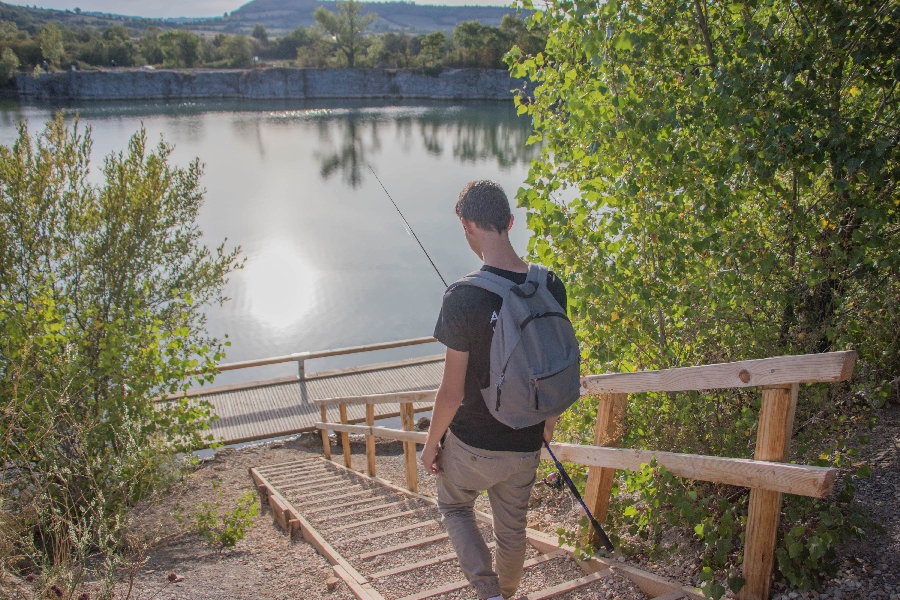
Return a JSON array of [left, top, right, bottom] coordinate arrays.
[[0, 99, 539, 387]]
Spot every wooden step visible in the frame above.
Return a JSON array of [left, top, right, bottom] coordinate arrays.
[[277, 479, 347, 494], [294, 488, 385, 507], [305, 495, 394, 515], [358, 531, 448, 559], [314, 501, 406, 522], [368, 544, 496, 579], [396, 550, 568, 600], [255, 458, 321, 471], [259, 464, 329, 477], [262, 471, 347, 486], [520, 568, 612, 600], [291, 484, 368, 502], [355, 520, 440, 543], [652, 591, 688, 600], [330, 509, 422, 532]]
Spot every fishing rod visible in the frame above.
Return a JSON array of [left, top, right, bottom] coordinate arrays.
[[543, 440, 615, 553], [368, 164, 448, 288]]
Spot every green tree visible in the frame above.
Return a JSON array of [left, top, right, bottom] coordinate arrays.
[[39, 22, 64, 67], [296, 28, 336, 67], [219, 34, 252, 68], [159, 29, 202, 68], [139, 26, 165, 65], [273, 26, 314, 60], [452, 21, 508, 68], [251, 23, 268, 44], [0, 115, 240, 571], [313, 0, 376, 68], [0, 47, 19, 82], [510, 0, 896, 592], [420, 30, 447, 67]]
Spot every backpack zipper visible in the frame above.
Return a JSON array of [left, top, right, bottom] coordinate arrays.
[[533, 380, 540, 409], [495, 372, 506, 411]]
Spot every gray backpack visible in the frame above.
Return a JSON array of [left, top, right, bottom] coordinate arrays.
[[451, 263, 581, 429]]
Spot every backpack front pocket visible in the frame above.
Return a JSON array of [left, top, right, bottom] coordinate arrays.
[[530, 357, 581, 413]]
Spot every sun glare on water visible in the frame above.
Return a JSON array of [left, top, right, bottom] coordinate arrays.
[[242, 241, 318, 328]]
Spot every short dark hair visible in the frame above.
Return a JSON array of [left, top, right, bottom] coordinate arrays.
[[455, 180, 511, 234]]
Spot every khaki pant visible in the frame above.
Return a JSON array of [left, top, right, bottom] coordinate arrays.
[[437, 430, 541, 600]]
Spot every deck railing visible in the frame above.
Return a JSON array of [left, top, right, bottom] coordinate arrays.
[[203, 336, 437, 379], [314, 350, 855, 600]]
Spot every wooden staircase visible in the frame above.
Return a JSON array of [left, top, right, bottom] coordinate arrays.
[[250, 458, 700, 600]]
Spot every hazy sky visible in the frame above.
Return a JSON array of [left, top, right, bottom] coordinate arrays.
[[10, 0, 512, 19]]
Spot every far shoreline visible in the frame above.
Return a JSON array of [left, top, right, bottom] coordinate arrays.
[[8, 67, 530, 102]]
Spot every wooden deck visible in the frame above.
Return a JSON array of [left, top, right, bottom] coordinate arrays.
[[161, 355, 443, 445]]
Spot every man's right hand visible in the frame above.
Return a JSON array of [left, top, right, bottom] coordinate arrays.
[[421, 443, 443, 474]]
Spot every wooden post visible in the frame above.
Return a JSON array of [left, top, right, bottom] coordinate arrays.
[[320, 405, 332, 460], [339, 403, 352, 469], [582, 393, 628, 543], [400, 402, 418, 493], [740, 384, 795, 600], [366, 403, 377, 477]]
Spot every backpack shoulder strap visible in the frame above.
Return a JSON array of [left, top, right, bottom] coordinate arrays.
[[526, 263, 549, 287], [448, 269, 516, 299]]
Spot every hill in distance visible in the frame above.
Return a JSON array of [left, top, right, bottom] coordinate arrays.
[[204, 0, 523, 35], [0, 1, 166, 34], [0, 0, 524, 37]]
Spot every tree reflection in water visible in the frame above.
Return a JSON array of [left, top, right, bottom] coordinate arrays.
[[312, 104, 538, 189]]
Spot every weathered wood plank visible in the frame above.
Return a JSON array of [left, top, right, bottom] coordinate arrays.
[[314, 389, 438, 407], [541, 443, 836, 498], [368, 543, 497, 580], [330, 509, 421, 532], [332, 564, 385, 600], [365, 403, 376, 477], [339, 403, 352, 468], [396, 550, 568, 600], [582, 350, 855, 394], [321, 405, 332, 460], [400, 402, 419, 493], [583, 393, 627, 544], [305, 495, 392, 516], [740, 386, 793, 600], [316, 422, 428, 444], [212, 336, 436, 372], [314, 501, 406, 522], [357, 531, 448, 559], [520, 568, 612, 600]]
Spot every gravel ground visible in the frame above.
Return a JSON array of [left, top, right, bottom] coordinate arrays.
[[767, 402, 899, 600]]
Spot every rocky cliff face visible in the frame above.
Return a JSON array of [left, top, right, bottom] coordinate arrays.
[[15, 68, 529, 101]]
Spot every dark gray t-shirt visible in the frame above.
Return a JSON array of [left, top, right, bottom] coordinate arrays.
[[433, 265, 567, 452]]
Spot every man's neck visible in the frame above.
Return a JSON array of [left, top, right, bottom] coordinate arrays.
[[480, 239, 528, 273]]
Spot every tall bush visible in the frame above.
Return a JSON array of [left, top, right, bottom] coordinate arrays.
[[510, 0, 897, 594], [0, 115, 240, 583]]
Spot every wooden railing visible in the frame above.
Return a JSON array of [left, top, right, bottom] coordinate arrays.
[[314, 350, 855, 600], [313, 390, 436, 493], [202, 336, 436, 379]]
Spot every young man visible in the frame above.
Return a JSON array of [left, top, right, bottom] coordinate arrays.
[[420, 180, 567, 600]]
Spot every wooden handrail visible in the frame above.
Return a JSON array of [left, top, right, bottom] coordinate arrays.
[[309, 351, 857, 407], [313, 389, 437, 407], [314, 422, 837, 498], [581, 350, 856, 394], [207, 336, 437, 373], [315, 349, 856, 600]]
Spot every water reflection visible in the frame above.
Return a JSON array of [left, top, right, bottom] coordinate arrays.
[[316, 116, 382, 188], [289, 104, 540, 189]]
